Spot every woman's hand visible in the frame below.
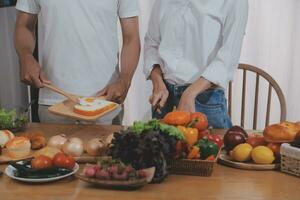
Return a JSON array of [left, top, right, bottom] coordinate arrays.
[[149, 65, 169, 111], [178, 77, 212, 112], [177, 89, 196, 113]]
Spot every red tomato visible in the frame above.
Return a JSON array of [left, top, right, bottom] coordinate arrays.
[[198, 129, 210, 139], [31, 155, 52, 169], [53, 153, 75, 169], [190, 112, 208, 131], [211, 135, 224, 149]]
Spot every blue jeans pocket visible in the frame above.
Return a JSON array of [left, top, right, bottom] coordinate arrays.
[[195, 89, 232, 129]]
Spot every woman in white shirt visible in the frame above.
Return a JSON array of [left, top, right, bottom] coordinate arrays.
[[144, 0, 248, 128]]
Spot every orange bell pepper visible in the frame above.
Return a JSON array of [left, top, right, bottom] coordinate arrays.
[[177, 126, 199, 146]]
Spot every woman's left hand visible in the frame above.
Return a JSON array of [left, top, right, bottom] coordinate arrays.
[[177, 91, 196, 113], [178, 77, 212, 113]]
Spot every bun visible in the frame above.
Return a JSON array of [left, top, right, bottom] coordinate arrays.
[[0, 130, 15, 148], [264, 121, 300, 143], [22, 131, 47, 150], [6, 137, 31, 158]]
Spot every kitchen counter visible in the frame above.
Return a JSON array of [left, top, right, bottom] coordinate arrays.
[[0, 123, 299, 200]]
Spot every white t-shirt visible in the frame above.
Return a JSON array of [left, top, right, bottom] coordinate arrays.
[[16, 0, 139, 105]]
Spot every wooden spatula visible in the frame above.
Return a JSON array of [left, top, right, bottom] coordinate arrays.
[[44, 83, 79, 103]]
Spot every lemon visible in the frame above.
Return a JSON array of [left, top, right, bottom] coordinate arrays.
[[251, 146, 275, 164], [231, 143, 253, 162]]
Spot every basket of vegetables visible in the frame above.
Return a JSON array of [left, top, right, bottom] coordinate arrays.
[[163, 111, 223, 176], [108, 111, 223, 180]]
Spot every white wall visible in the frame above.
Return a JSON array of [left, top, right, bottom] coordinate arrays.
[[0, 7, 28, 110]]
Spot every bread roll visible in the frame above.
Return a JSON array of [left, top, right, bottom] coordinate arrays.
[[22, 130, 47, 150], [0, 130, 15, 148], [6, 137, 31, 158], [264, 122, 300, 143]]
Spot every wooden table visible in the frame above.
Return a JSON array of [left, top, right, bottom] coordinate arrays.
[[0, 123, 299, 200]]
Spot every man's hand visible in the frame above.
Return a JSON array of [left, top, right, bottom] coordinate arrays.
[[19, 54, 50, 88], [96, 78, 131, 104], [15, 11, 50, 88]]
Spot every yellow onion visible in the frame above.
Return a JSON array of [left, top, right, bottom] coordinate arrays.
[[62, 138, 84, 157], [48, 134, 67, 150], [86, 138, 106, 156]]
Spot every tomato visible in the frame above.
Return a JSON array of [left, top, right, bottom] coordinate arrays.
[[211, 135, 224, 150], [267, 143, 281, 157], [198, 129, 210, 139], [53, 152, 75, 169], [31, 155, 52, 169]]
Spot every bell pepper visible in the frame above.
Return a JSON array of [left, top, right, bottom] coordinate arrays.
[[177, 126, 198, 146], [187, 146, 200, 159], [205, 155, 216, 161], [196, 138, 219, 160], [205, 134, 223, 150]]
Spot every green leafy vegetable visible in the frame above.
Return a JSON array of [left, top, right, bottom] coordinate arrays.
[[0, 108, 28, 130], [129, 119, 184, 140]]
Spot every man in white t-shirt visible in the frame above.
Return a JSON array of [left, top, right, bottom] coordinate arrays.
[[14, 0, 140, 124]]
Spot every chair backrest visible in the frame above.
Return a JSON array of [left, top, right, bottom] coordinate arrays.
[[228, 64, 287, 130]]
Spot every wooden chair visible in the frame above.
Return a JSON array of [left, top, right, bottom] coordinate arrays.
[[228, 64, 287, 130]]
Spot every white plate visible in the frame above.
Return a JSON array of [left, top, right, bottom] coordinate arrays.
[[5, 163, 79, 183]]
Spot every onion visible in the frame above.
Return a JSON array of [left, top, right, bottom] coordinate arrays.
[[63, 138, 84, 157], [105, 134, 114, 146], [69, 137, 83, 144], [48, 134, 67, 149], [86, 138, 105, 156]]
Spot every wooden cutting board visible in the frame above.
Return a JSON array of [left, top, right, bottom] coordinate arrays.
[[0, 149, 33, 164], [218, 151, 280, 170], [48, 100, 119, 121]]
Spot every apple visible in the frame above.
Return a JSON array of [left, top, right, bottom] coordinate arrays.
[[224, 126, 248, 152], [224, 132, 247, 152], [226, 126, 248, 138], [247, 134, 267, 147]]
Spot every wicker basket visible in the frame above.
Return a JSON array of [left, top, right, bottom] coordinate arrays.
[[168, 158, 216, 176], [168, 149, 221, 177], [280, 143, 300, 177]]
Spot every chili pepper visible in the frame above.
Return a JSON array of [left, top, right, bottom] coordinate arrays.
[[177, 126, 198, 146], [196, 138, 219, 160]]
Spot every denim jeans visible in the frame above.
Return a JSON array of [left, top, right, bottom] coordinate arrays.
[[153, 81, 232, 129]]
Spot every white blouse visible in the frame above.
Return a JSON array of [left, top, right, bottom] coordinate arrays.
[[144, 0, 248, 89]]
